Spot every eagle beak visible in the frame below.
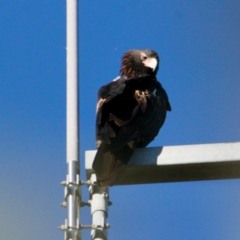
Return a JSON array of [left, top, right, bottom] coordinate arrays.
[[142, 57, 158, 71]]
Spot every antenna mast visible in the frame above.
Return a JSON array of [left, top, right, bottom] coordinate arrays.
[[60, 1, 110, 239], [60, 0, 81, 239]]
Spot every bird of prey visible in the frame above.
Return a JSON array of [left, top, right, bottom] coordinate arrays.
[[92, 49, 171, 187]]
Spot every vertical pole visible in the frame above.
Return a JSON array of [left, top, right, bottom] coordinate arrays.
[[89, 175, 110, 240], [66, 0, 78, 159], [66, 0, 80, 239]]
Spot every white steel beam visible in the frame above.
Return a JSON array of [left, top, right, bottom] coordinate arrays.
[[85, 142, 240, 185]]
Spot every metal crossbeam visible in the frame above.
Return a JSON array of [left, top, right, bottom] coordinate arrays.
[[85, 142, 240, 185]]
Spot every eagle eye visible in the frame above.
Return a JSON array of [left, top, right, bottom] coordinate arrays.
[[141, 55, 148, 61]]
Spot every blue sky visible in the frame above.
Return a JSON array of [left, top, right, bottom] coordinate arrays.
[[0, 1, 240, 239]]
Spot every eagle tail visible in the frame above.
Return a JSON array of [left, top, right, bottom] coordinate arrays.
[[92, 142, 135, 187]]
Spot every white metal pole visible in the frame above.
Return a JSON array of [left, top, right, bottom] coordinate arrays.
[[89, 175, 110, 240], [66, 0, 78, 161], [66, 0, 80, 239]]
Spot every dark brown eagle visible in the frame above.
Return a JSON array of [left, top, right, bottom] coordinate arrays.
[[92, 49, 171, 186]]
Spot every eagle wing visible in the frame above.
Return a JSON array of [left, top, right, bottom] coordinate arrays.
[[93, 75, 171, 186]]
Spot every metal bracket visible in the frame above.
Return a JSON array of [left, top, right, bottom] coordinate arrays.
[[59, 219, 81, 240], [60, 173, 111, 240], [59, 161, 82, 240]]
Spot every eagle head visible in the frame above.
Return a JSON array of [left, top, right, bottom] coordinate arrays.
[[120, 49, 159, 78]]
